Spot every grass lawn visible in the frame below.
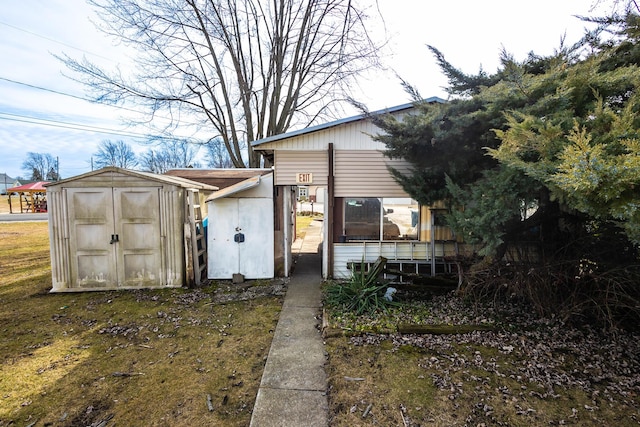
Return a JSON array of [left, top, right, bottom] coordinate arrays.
[[296, 213, 322, 241], [2, 210, 638, 426], [324, 291, 640, 426], [0, 221, 282, 426], [0, 196, 11, 214]]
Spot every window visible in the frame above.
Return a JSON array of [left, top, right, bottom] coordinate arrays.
[[343, 198, 419, 241], [297, 186, 308, 200]]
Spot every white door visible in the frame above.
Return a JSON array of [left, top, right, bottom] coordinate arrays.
[[239, 198, 274, 278], [67, 188, 117, 288], [67, 187, 162, 288], [208, 198, 239, 278], [208, 198, 274, 279], [113, 187, 162, 287]]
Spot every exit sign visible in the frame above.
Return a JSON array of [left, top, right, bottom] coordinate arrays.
[[296, 173, 313, 184]]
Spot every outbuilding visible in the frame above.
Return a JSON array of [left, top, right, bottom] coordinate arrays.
[[206, 172, 275, 280], [46, 167, 216, 292]]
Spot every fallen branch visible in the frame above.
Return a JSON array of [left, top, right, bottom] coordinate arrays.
[[400, 408, 408, 427], [397, 324, 495, 335], [362, 403, 373, 418], [112, 371, 145, 377]]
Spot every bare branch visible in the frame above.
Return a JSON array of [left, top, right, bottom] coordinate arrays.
[[61, 0, 384, 167]]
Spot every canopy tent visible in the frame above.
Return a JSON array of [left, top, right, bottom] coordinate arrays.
[[7, 181, 50, 213]]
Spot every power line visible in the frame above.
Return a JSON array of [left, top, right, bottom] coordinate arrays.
[[1, 76, 97, 104], [0, 19, 112, 61], [0, 112, 147, 139], [0, 111, 201, 143], [0, 76, 204, 128]]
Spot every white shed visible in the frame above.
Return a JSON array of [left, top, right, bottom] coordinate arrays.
[[46, 167, 216, 292], [206, 172, 274, 280]]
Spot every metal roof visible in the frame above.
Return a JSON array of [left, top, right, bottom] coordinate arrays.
[[7, 181, 50, 192], [205, 174, 264, 201], [251, 97, 445, 147]]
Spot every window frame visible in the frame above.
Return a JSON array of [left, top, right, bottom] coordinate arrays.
[[342, 197, 419, 242]]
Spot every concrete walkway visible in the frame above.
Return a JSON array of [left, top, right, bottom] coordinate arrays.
[[250, 219, 328, 426]]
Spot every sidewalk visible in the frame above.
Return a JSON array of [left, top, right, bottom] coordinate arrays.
[[250, 219, 328, 427]]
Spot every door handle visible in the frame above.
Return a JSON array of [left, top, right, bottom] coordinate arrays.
[[110, 234, 119, 244]]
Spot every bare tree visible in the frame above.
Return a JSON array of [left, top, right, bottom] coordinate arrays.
[[204, 138, 235, 168], [60, 0, 382, 167], [94, 140, 139, 169], [22, 152, 57, 181], [139, 140, 201, 173]]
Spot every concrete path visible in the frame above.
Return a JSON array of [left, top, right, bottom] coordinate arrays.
[[250, 219, 328, 427]]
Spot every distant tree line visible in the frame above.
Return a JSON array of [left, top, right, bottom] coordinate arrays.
[[23, 137, 235, 180]]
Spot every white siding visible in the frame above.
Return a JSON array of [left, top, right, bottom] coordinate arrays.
[[334, 150, 411, 197], [275, 150, 328, 186], [259, 119, 387, 151], [332, 241, 432, 279]]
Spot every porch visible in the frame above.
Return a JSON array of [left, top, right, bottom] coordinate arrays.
[[332, 240, 459, 280]]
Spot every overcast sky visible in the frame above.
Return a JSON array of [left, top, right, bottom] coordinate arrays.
[[0, 0, 602, 180]]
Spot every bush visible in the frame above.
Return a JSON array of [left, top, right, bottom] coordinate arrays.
[[462, 260, 640, 331], [325, 258, 399, 315]]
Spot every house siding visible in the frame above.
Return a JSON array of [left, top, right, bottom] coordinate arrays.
[[257, 118, 388, 151], [334, 150, 411, 197], [274, 150, 328, 186]]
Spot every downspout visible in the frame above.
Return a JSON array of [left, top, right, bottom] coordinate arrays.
[[327, 143, 334, 279], [283, 186, 290, 277]]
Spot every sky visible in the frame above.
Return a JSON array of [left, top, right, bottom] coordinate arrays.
[[0, 0, 604, 180]]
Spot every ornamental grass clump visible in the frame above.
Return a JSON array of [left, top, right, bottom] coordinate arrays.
[[325, 258, 399, 315]]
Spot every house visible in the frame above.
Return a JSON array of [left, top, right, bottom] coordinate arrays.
[[46, 167, 216, 292], [252, 98, 462, 279], [0, 173, 20, 195]]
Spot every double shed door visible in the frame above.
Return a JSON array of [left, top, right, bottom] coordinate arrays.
[[67, 187, 162, 288], [208, 198, 274, 279]]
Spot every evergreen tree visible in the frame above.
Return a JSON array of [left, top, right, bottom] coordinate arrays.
[[375, 13, 640, 260], [491, 13, 640, 247]]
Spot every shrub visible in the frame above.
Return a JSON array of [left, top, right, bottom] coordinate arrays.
[[325, 258, 399, 315]]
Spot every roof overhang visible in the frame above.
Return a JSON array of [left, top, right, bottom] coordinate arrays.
[[206, 174, 262, 201], [251, 97, 445, 149]]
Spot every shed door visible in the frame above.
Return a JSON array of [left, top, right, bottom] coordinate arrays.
[[67, 187, 162, 288], [68, 188, 117, 288], [208, 198, 274, 279], [114, 188, 162, 287]]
